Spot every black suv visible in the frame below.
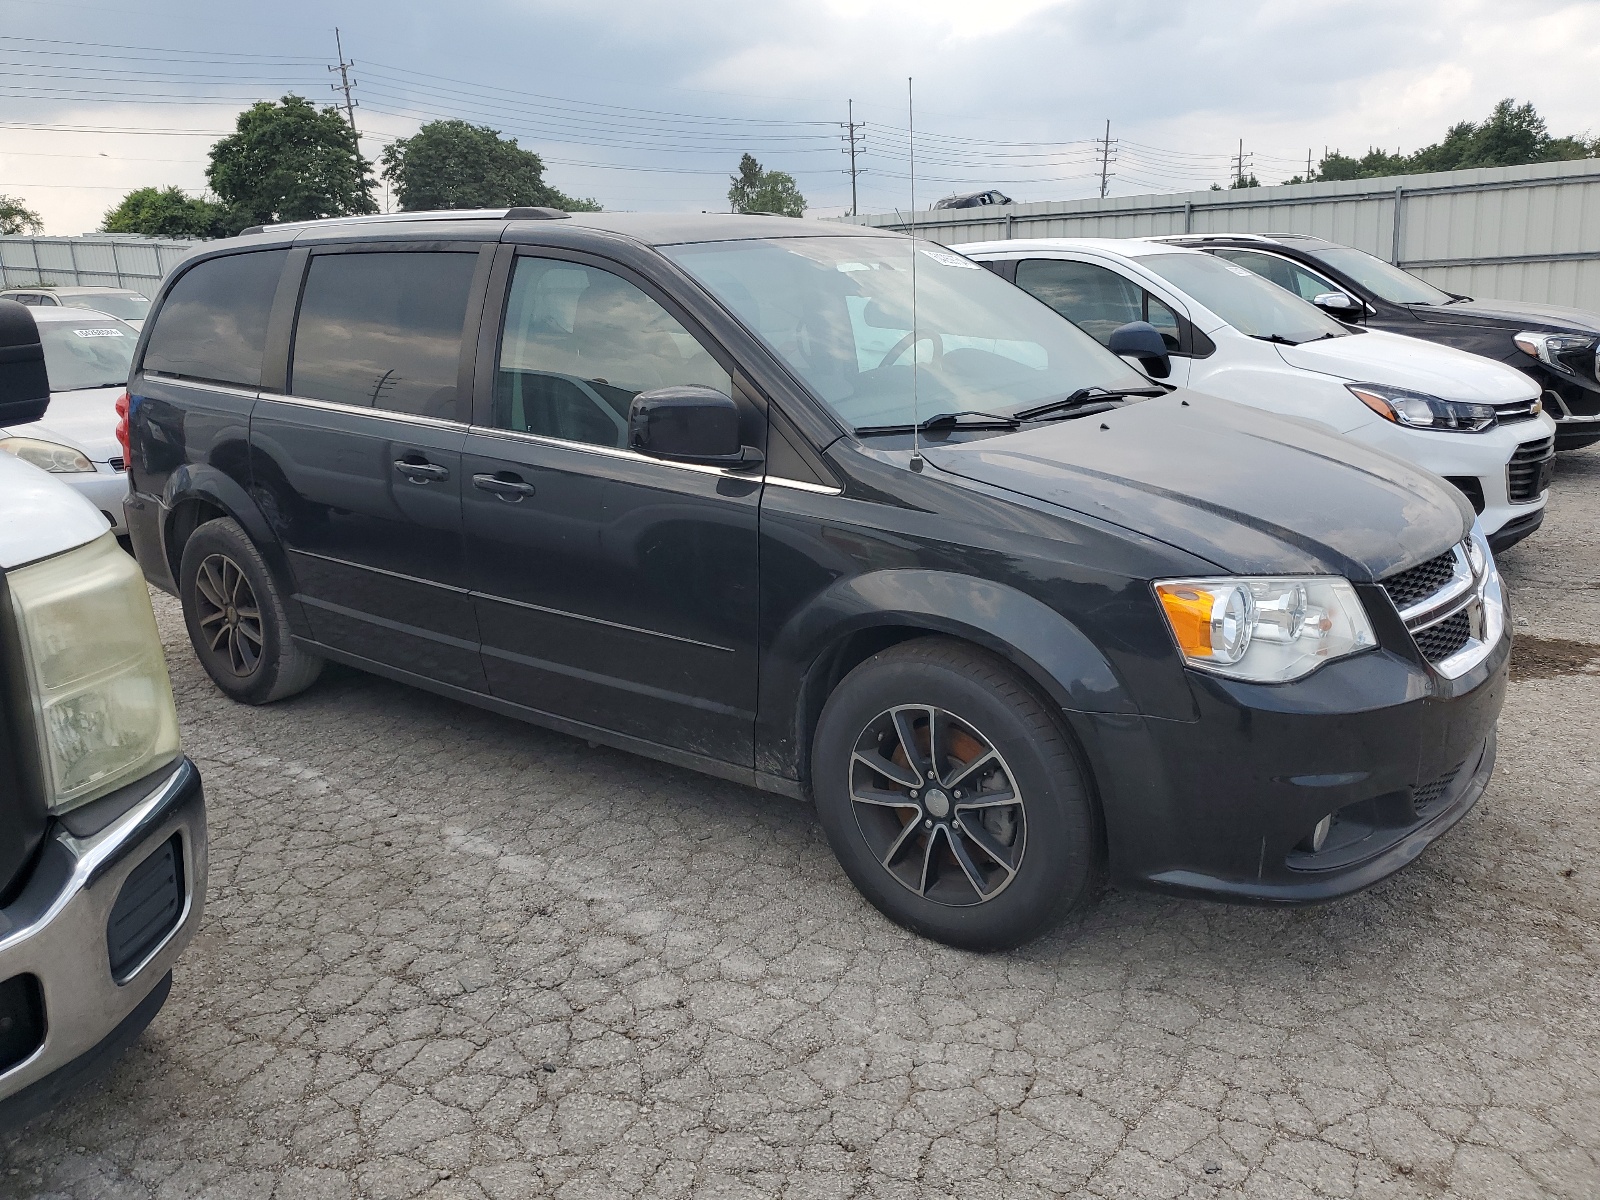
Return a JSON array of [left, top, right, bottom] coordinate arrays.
[[1153, 233, 1600, 450], [124, 210, 1508, 949]]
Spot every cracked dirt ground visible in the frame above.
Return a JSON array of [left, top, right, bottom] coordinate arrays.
[[5, 453, 1600, 1200]]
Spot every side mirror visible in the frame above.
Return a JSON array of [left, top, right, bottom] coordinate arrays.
[[1312, 291, 1364, 321], [1107, 320, 1172, 380], [0, 300, 50, 426], [628, 386, 762, 468]]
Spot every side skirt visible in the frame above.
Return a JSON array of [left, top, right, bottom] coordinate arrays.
[[292, 637, 806, 802]]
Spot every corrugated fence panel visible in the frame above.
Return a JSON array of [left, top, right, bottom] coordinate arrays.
[[841, 159, 1600, 313], [0, 235, 198, 290]]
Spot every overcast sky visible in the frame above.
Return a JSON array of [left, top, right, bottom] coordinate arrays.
[[3, 0, 1598, 234]]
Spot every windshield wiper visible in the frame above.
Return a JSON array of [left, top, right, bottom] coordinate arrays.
[[1248, 333, 1305, 345], [1010, 386, 1164, 422], [854, 409, 1021, 436]]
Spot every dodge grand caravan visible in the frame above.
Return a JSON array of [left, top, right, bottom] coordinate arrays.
[[123, 210, 1507, 949]]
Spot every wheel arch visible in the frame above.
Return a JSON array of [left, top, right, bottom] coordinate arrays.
[[756, 568, 1135, 794], [159, 465, 306, 635]]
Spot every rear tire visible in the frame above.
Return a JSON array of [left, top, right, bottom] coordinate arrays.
[[811, 637, 1103, 950], [178, 517, 322, 704]]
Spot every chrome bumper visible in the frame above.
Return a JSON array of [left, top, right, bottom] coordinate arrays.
[[0, 759, 206, 1122]]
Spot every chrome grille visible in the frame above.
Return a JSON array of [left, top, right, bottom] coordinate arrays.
[[1381, 551, 1457, 611], [1380, 542, 1495, 671], [1492, 399, 1540, 424], [1413, 609, 1472, 663], [1507, 436, 1555, 503]]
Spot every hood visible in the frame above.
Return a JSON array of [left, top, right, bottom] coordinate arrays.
[[923, 392, 1469, 580], [1413, 297, 1600, 334], [1273, 329, 1539, 402], [0, 386, 123, 462], [0, 451, 109, 568]]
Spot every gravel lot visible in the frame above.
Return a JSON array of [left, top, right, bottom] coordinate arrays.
[[5, 451, 1600, 1200]]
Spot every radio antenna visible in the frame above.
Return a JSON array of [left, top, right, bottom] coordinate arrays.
[[908, 76, 923, 472]]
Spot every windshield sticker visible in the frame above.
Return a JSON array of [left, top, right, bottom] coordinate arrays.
[[1220, 262, 1254, 277], [920, 249, 982, 269], [72, 328, 124, 337]]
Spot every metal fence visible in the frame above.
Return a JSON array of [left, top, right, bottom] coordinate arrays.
[[0, 235, 198, 294], [842, 158, 1600, 313]]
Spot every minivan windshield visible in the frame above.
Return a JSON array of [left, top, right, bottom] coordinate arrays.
[[38, 319, 135, 392], [69, 292, 150, 321], [664, 236, 1148, 430], [1139, 252, 1349, 344], [1304, 245, 1456, 306]]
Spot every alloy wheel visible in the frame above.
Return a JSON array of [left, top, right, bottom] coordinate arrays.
[[848, 704, 1027, 905], [193, 552, 264, 677]]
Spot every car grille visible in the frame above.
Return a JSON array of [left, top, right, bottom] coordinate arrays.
[[1413, 609, 1473, 663], [109, 456, 126, 472], [107, 835, 184, 981], [1507, 436, 1555, 503], [1492, 399, 1541, 424], [1380, 550, 1458, 611], [1413, 763, 1462, 816]]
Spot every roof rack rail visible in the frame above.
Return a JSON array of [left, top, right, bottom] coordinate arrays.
[[238, 206, 571, 237]]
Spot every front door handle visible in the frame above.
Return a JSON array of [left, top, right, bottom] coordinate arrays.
[[472, 472, 537, 500], [394, 459, 449, 484]]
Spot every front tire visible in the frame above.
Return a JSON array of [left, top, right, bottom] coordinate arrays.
[[811, 637, 1102, 950], [178, 517, 322, 704]]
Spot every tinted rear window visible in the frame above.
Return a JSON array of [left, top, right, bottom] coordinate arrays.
[[143, 250, 287, 387], [290, 251, 477, 419]]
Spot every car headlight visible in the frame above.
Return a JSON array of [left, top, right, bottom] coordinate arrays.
[[1347, 384, 1497, 432], [0, 436, 96, 473], [1514, 330, 1599, 380], [1155, 577, 1377, 683], [5, 532, 180, 813]]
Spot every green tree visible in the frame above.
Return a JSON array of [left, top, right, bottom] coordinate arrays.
[[727, 153, 805, 216], [101, 186, 230, 238], [1309, 99, 1597, 182], [379, 120, 599, 212], [206, 95, 376, 231], [0, 194, 44, 235], [1229, 173, 1261, 189]]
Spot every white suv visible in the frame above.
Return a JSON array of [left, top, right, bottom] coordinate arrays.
[[963, 238, 1558, 553]]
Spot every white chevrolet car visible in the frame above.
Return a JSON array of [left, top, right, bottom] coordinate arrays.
[[0, 304, 135, 534], [963, 238, 1558, 552]]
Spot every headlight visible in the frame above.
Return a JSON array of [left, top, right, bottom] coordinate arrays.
[[1514, 330, 1599, 380], [1155, 577, 1377, 683], [6, 532, 180, 813], [0, 436, 96, 474], [1347, 384, 1496, 432]]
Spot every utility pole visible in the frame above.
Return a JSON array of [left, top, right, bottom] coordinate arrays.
[[330, 28, 358, 133], [1231, 138, 1253, 187], [843, 99, 865, 216], [1097, 119, 1115, 198], [1306, 148, 1313, 181]]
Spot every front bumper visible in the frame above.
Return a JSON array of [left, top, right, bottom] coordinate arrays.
[[0, 759, 206, 1130], [1075, 623, 1508, 904], [59, 465, 130, 535]]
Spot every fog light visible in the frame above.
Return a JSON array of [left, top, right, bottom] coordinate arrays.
[[1300, 814, 1332, 854]]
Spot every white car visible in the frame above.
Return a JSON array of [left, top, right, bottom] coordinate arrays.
[[0, 304, 135, 534], [963, 238, 1558, 553], [0, 286, 150, 330]]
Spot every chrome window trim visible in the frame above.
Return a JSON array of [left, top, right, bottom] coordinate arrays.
[[141, 372, 261, 401], [468, 424, 757, 481], [264, 391, 468, 430], [764, 476, 843, 495]]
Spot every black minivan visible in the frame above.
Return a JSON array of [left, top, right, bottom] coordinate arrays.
[[123, 210, 1509, 949]]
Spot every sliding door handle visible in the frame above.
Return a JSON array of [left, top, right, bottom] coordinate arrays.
[[394, 459, 449, 483], [472, 472, 537, 500]]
